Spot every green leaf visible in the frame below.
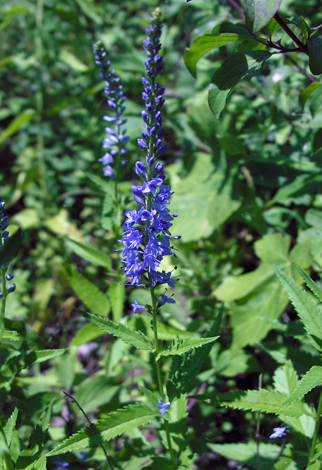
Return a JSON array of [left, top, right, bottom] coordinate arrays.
[[65, 238, 111, 270], [307, 37, 322, 75], [208, 50, 271, 118], [221, 389, 314, 417], [24, 349, 66, 367], [78, 309, 153, 350], [70, 323, 104, 347], [46, 402, 158, 456], [275, 266, 322, 352], [281, 366, 322, 411], [0, 109, 35, 145], [273, 361, 298, 395], [0, 429, 14, 470], [0, 228, 23, 267], [59, 49, 89, 72], [109, 281, 125, 321], [3, 408, 18, 447], [294, 263, 322, 303], [312, 128, 322, 156], [32, 455, 47, 470], [0, 6, 30, 33], [242, 0, 282, 33], [156, 336, 218, 360], [184, 33, 252, 77], [299, 83, 322, 109], [208, 441, 281, 470], [265, 18, 281, 37], [68, 268, 110, 316]]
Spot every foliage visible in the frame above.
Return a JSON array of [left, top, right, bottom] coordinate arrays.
[[1, 0, 322, 469]]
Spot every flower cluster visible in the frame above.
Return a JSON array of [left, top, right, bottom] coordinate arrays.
[[119, 10, 179, 297], [0, 197, 15, 297], [93, 42, 129, 178]]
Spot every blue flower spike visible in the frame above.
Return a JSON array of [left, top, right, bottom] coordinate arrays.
[[93, 42, 129, 178], [120, 9, 180, 291], [131, 298, 145, 314], [157, 398, 170, 416], [269, 426, 289, 439]]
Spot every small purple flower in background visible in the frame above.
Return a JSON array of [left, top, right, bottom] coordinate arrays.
[[93, 42, 129, 178], [120, 9, 180, 292], [52, 459, 69, 469], [269, 426, 289, 439], [131, 298, 145, 314], [157, 398, 170, 415]]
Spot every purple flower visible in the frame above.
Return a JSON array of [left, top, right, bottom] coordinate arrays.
[[52, 460, 69, 469], [93, 42, 129, 178], [269, 426, 289, 439], [131, 298, 145, 314], [0, 196, 15, 292], [119, 10, 179, 291], [157, 398, 170, 415]]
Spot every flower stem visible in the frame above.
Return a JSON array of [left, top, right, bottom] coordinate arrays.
[[309, 389, 322, 461], [150, 285, 177, 469], [0, 267, 7, 345]]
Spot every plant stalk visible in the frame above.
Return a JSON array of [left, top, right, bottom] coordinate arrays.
[[150, 285, 177, 469], [0, 267, 6, 345], [309, 389, 322, 461], [274, 13, 309, 56]]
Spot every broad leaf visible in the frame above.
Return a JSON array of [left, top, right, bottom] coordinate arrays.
[[65, 238, 112, 270], [47, 403, 158, 456], [242, 0, 282, 33], [156, 336, 218, 360], [281, 366, 322, 411], [294, 263, 322, 302], [273, 361, 298, 395], [184, 33, 252, 77], [68, 268, 110, 316], [208, 441, 281, 470], [208, 50, 271, 118], [307, 37, 322, 75], [0, 228, 23, 267], [299, 82, 322, 109], [275, 266, 322, 352], [79, 309, 152, 350]]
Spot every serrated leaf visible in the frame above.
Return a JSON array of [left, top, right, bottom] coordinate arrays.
[[307, 37, 322, 75], [32, 455, 47, 470], [156, 336, 218, 360], [140, 386, 159, 407], [275, 266, 322, 352], [46, 402, 158, 456], [294, 263, 322, 303], [68, 268, 110, 316], [273, 361, 298, 395], [3, 408, 18, 447], [109, 281, 125, 321], [280, 366, 322, 411], [242, 0, 282, 33], [24, 349, 66, 367], [65, 238, 111, 270], [219, 389, 314, 417], [0, 228, 23, 267], [0, 428, 14, 470], [208, 50, 271, 118], [184, 33, 252, 77], [299, 83, 322, 109], [78, 309, 152, 350]]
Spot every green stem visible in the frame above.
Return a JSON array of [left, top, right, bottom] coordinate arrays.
[[149, 285, 177, 469], [0, 267, 6, 345], [309, 389, 322, 461]]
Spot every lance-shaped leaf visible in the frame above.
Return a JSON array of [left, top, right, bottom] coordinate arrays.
[[242, 0, 282, 34], [208, 50, 271, 118], [3, 407, 18, 447], [79, 309, 153, 351], [65, 238, 112, 270], [294, 263, 322, 303], [184, 33, 253, 77], [312, 129, 322, 156], [299, 83, 322, 110], [156, 336, 218, 360], [24, 349, 66, 367], [281, 366, 322, 411], [275, 266, 322, 352], [47, 402, 158, 456], [219, 389, 314, 417]]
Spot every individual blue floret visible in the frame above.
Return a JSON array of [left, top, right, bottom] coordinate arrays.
[[269, 426, 289, 439], [157, 398, 170, 415]]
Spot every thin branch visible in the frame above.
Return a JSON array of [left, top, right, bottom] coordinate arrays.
[[274, 13, 309, 55], [284, 53, 316, 82]]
